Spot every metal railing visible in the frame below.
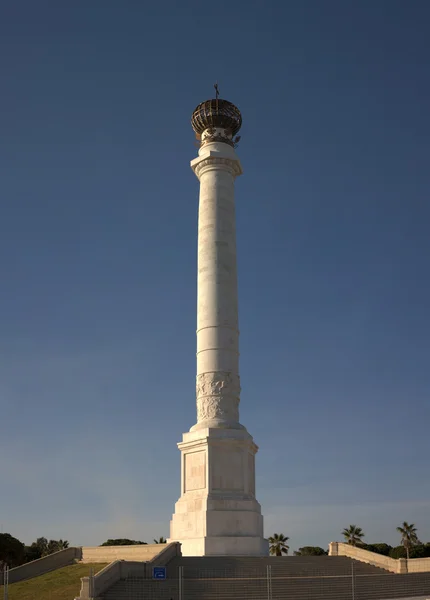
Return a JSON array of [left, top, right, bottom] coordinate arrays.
[[2, 566, 8, 600], [1, 561, 430, 599], [109, 563, 430, 600]]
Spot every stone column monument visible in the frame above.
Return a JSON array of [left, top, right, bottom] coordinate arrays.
[[169, 95, 268, 556]]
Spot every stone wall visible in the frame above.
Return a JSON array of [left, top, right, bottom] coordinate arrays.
[[81, 543, 166, 563], [407, 557, 430, 573], [0, 547, 82, 585], [329, 542, 430, 574], [75, 542, 182, 599]]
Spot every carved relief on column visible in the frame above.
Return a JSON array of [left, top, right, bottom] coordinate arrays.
[[196, 371, 241, 423]]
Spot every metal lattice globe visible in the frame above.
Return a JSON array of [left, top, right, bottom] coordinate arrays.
[[191, 99, 242, 137]]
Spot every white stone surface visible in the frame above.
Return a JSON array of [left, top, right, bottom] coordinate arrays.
[[81, 544, 165, 563], [169, 125, 267, 556], [192, 143, 243, 432], [169, 428, 267, 556]]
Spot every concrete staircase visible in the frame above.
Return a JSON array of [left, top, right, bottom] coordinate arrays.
[[169, 555, 390, 576], [101, 556, 430, 600]]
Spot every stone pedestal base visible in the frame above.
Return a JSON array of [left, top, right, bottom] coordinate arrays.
[[179, 536, 268, 557], [169, 427, 268, 556]]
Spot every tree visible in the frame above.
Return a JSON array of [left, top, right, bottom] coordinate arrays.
[[24, 544, 42, 563], [57, 539, 69, 551], [29, 537, 70, 557], [396, 522, 420, 560], [294, 546, 327, 556], [100, 539, 147, 546], [46, 539, 69, 555], [35, 537, 49, 557], [153, 537, 167, 544], [362, 543, 392, 556], [390, 544, 430, 559], [0, 533, 25, 568], [413, 543, 430, 559], [268, 533, 289, 556], [342, 525, 365, 546]]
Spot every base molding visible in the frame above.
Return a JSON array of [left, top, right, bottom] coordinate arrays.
[[178, 536, 269, 557]]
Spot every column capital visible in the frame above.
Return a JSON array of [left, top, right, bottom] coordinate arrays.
[[191, 151, 243, 180]]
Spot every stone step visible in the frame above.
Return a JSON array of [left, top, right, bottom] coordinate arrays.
[[168, 555, 390, 577], [100, 557, 430, 600], [101, 573, 430, 600]]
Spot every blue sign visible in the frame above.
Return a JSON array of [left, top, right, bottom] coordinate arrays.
[[153, 566, 167, 580]]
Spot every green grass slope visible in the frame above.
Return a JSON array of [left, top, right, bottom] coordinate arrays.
[[0, 562, 108, 600]]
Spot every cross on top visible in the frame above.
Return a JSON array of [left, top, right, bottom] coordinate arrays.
[[214, 82, 219, 99]]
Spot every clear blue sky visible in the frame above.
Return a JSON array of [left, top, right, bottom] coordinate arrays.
[[1, 0, 429, 552]]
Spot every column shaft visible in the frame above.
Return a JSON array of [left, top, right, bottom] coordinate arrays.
[[194, 159, 241, 428]]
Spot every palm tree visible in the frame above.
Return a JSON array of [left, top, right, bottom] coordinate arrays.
[[56, 540, 69, 551], [342, 525, 365, 546], [44, 539, 69, 556], [268, 533, 289, 556], [153, 537, 167, 544], [396, 522, 420, 560]]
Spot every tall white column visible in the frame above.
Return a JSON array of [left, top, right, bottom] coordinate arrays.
[[169, 100, 267, 556], [193, 147, 243, 430]]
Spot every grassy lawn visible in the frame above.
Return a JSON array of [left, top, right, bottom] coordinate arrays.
[[0, 562, 109, 600]]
